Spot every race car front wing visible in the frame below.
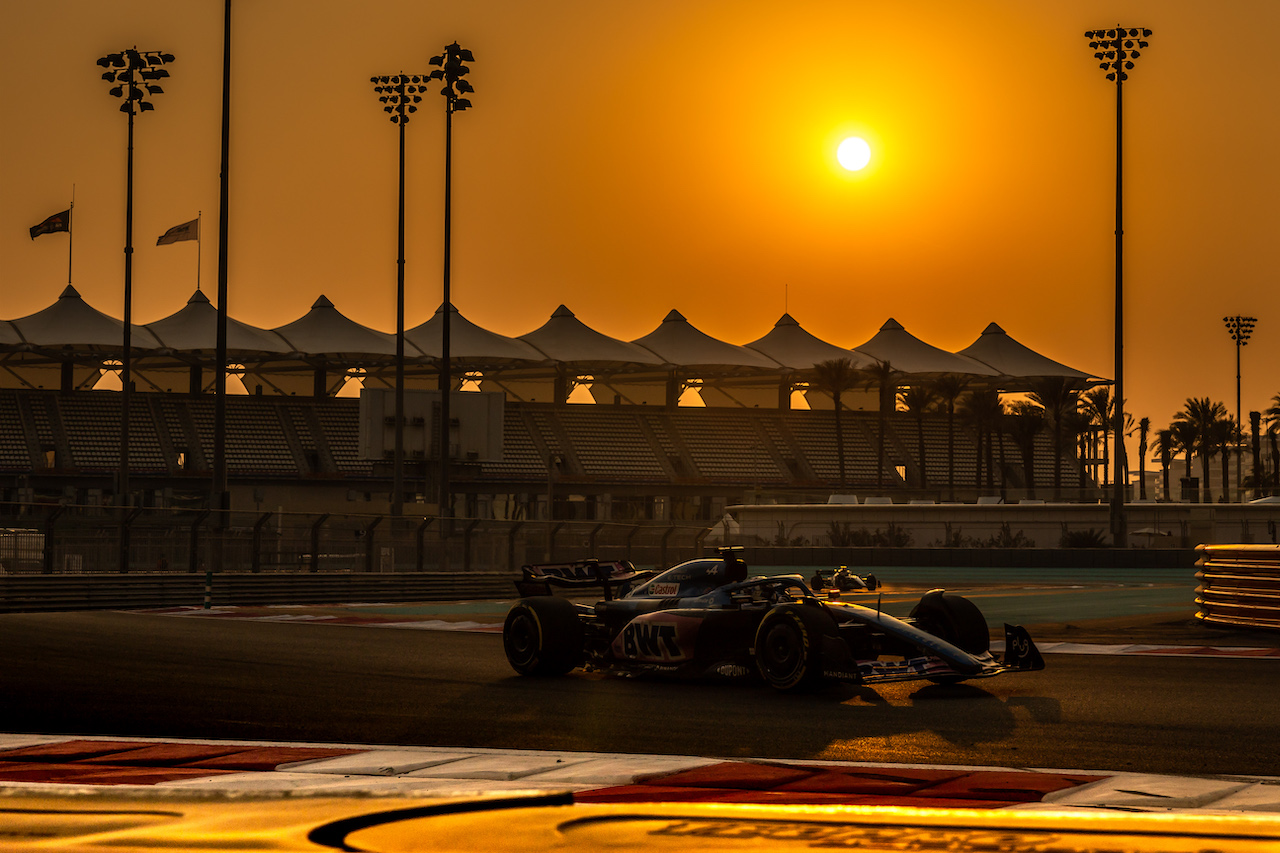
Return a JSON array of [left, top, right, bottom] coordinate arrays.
[[828, 624, 1046, 686]]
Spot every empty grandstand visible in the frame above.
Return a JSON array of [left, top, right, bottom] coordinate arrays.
[[0, 288, 1107, 527], [0, 389, 1087, 522]]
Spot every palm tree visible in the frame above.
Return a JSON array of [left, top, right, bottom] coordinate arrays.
[[1213, 415, 1237, 502], [1081, 387, 1114, 488], [812, 358, 858, 489], [929, 374, 969, 501], [1169, 418, 1197, 496], [1119, 411, 1135, 492], [897, 384, 938, 488], [1151, 427, 1174, 500], [1062, 408, 1092, 496], [1136, 417, 1150, 500], [1265, 394, 1280, 495], [1173, 397, 1230, 503], [961, 388, 1005, 495], [1271, 428, 1279, 497], [864, 360, 898, 489], [1028, 377, 1077, 500], [1006, 401, 1045, 499]]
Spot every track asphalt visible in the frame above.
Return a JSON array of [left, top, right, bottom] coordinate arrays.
[[132, 598, 1280, 660], [5, 595, 1279, 813]]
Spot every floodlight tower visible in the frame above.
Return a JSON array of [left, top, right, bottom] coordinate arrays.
[[1225, 315, 1257, 500], [1083, 25, 1151, 547], [428, 42, 475, 525], [371, 74, 428, 517], [97, 46, 174, 572]]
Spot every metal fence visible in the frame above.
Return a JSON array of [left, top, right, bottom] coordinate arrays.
[[0, 503, 714, 576]]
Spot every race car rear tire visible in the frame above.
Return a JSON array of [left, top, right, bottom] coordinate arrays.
[[503, 597, 583, 676], [754, 605, 832, 692]]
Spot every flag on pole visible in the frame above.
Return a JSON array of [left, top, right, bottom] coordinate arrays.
[[29, 209, 71, 239], [157, 218, 199, 245]]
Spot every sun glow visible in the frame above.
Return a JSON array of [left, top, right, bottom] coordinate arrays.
[[836, 136, 872, 171]]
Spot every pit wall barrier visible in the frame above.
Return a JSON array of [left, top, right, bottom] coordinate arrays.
[[1195, 544, 1280, 630], [0, 571, 517, 614], [728, 501, 1280, 551], [0, 505, 713, 577]]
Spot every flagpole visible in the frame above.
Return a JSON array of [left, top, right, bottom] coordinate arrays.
[[67, 187, 75, 286], [196, 210, 202, 291]]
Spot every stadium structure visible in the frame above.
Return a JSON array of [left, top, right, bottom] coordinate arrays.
[[0, 286, 1104, 524]]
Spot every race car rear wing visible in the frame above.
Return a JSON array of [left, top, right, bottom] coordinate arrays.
[[516, 559, 656, 601]]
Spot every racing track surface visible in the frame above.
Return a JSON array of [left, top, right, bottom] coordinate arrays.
[[1, 611, 1275, 779]]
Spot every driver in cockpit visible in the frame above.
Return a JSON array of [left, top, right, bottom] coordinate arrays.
[[724, 553, 748, 584]]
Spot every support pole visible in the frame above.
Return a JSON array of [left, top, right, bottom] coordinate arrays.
[[1111, 63, 1128, 547], [310, 513, 329, 573]]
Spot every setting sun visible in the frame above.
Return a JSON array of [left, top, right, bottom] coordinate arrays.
[[836, 136, 872, 171]]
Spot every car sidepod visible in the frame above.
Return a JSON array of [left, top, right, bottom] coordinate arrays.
[[608, 610, 705, 666]]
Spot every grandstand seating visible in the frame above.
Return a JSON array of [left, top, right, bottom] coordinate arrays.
[[557, 407, 668, 481], [664, 410, 788, 484], [480, 408, 546, 478], [0, 394, 30, 469], [309, 400, 367, 475], [224, 403, 297, 475], [782, 411, 878, 483], [0, 389, 1086, 501]]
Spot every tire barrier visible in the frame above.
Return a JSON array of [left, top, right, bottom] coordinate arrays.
[[0, 571, 517, 614], [1195, 544, 1280, 631]]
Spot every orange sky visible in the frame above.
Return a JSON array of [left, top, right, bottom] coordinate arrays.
[[5, 1, 1280, 444]]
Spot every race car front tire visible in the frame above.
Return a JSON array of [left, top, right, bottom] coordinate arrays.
[[503, 596, 584, 676], [909, 591, 991, 683], [753, 605, 832, 692], [909, 591, 990, 654]]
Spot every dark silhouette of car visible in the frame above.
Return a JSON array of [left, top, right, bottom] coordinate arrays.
[[503, 550, 1044, 691]]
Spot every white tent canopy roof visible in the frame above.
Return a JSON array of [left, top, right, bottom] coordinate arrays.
[[272, 295, 408, 360], [146, 290, 295, 356], [744, 313, 874, 371], [853, 318, 997, 377], [11, 285, 161, 351], [407, 303, 547, 365], [520, 305, 664, 369], [958, 322, 1100, 382], [632, 310, 781, 371], [0, 291, 1107, 396]]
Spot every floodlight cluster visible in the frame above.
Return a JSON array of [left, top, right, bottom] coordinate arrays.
[[1224, 315, 1258, 345], [428, 42, 476, 113], [1084, 27, 1151, 83], [371, 75, 428, 125], [96, 48, 174, 115]]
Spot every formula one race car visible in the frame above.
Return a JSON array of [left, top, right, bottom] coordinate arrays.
[[810, 565, 877, 593], [503, 550, 1044, 691]]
